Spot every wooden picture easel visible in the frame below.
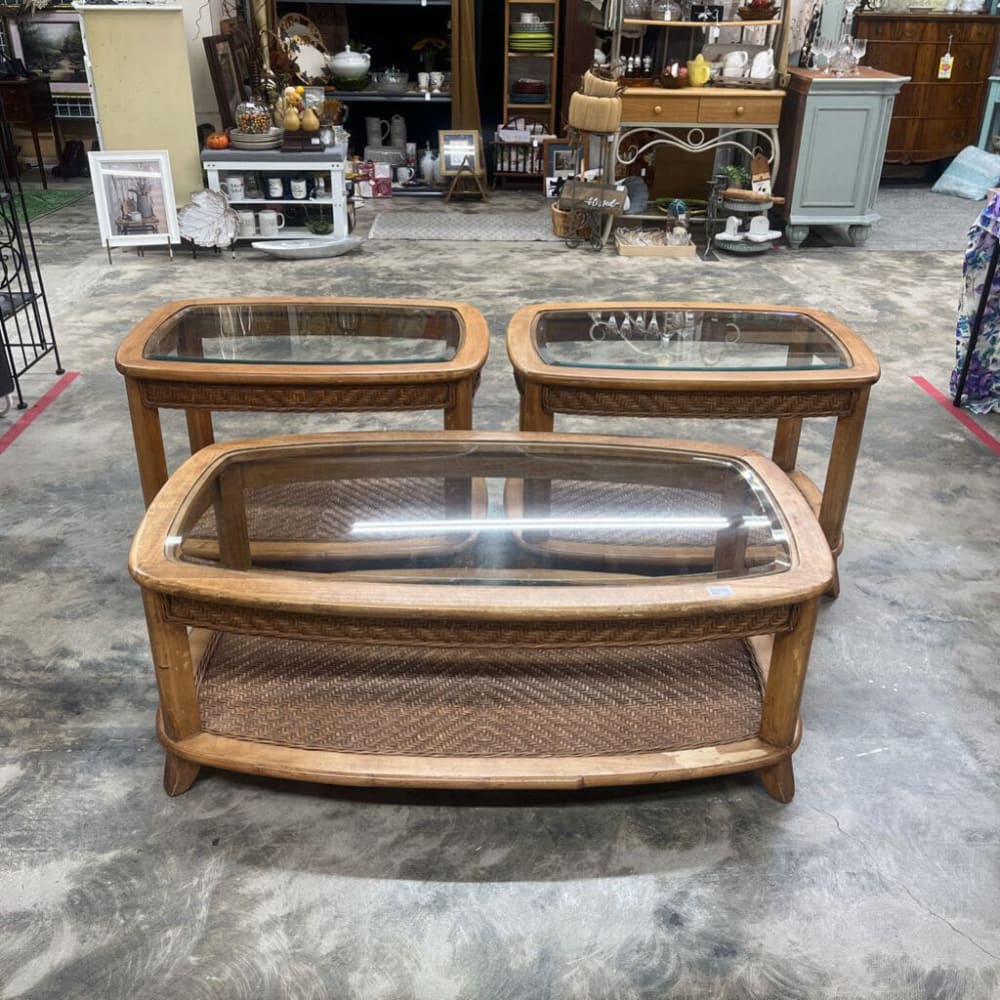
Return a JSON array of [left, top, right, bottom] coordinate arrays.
[[444, 155, 489, 203]]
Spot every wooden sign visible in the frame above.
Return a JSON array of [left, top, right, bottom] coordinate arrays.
[[558, 180, 626, 214], [751, 152, 772, 197]]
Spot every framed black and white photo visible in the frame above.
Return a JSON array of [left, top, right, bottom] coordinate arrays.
[[88, 150, 180, 251], [438, 130, 484, 176], [542, 139, 584, 199], [6, 12, 88, 95]]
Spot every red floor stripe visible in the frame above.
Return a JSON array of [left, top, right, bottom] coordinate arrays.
[[911, 375, 1000, 457], [0, 371, 80, 456]]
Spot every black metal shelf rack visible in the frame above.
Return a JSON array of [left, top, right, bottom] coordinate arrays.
[[0, 124, 63, 410]]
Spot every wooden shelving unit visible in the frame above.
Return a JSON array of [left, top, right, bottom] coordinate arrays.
[[496, 0, 561, 184]]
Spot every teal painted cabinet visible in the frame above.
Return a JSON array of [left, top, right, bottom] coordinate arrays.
[[774, 67, 908, 249]]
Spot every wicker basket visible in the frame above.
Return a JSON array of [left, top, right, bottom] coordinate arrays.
[[736, 5, 779, 18], [551, 202, 591, 239], [582, 68, 620, 97], [567, 92, 622, 134]]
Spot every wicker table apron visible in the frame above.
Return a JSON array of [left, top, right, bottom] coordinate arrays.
[[506, 301, 880, 596], [130, 431, 833, 802], [116, 297, 490, 506]]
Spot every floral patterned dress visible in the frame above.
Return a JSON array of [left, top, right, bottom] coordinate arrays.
[[952, 192, 1000, 413]]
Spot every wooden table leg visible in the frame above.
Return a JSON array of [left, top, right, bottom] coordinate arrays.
[[185, 408, 215, 453], [758, 596, 820, 802], [125, 380, 169, 507], [29, 125, 47, 190], [141, 591, 202, 796], [520, 381, 554, 432], [818, 388, 871, 598], [445, 377, 474, 430], [772, 416, 803, 473]]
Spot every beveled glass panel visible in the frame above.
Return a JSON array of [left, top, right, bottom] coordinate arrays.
[[143, 302, 461, 365], [167, 439, 791, 583], [533, 307, 850, 372]]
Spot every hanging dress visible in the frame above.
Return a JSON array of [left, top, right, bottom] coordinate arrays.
[[951, 190, 1000, 413]]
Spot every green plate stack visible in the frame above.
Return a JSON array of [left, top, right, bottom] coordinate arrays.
[[509, 23, 554, 51]]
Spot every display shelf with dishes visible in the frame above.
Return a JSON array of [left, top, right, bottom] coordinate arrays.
[[599, 0, 789, 243], [503, 0, 562, 142], [272, 0, 458, 154], [201, 148, 350, 243]]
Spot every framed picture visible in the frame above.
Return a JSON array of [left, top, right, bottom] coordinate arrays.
[[6, 12, 88, 95], [542, 139, 585, 198], [87, 150, 180, 251], [203, 34, 248, 130], [438, 130, 485, 176]]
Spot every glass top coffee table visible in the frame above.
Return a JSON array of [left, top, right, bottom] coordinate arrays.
[[116, 297, 489, 505], [130, 431, 832, 802], [507, 302, 880, 596]]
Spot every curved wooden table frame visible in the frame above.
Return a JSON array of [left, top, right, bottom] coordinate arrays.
[[116, 297, 490, 506], [506, 301, 880, 596], [130, 430, 833, 802]]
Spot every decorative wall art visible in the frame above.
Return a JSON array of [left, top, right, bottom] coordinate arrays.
[[542, 138, 584, 198], [6, 11, 88, 95], [203, 33, 249, 130], [438, 130, 485, 176], [87, 150, 179, 259]]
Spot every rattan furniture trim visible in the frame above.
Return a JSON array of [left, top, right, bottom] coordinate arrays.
[[140, 380, 454, 412], [541, 386, 856, 419], [164, 596, 797, 646]]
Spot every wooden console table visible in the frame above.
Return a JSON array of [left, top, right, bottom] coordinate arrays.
[[506, 301, 880, 596], [0, 78, 63, 190], [116, 297, 490, 505], [129, 431, 833, 800]]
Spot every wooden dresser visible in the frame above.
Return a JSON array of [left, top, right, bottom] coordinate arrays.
[[855, 12, 1000, 163]]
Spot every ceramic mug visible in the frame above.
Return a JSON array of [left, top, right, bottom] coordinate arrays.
[[266, 177, 284, 198], [223, 176, 245, 200], [258, 210, 286, 236], [395, 165, 416, 183], [429, 71, 444, 92], [237, 210, 256, 237], [722, 50, 749, 77], [290, 178, 308, 199]]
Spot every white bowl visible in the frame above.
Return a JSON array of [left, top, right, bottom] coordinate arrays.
[[251, 236, 363, 259]]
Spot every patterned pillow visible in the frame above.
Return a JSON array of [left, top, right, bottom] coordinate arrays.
[[932, 146, 1000, 200]]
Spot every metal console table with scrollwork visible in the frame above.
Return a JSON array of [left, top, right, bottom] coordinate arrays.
[[506, 300, 880, 598], [0, 125, 63, 412], [602, 87, 783, 243]]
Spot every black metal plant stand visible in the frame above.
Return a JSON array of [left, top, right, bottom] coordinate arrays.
[[0, 122, 63, 410]]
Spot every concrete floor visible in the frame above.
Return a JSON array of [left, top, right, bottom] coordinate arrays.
[[1, 183, 999, 999]]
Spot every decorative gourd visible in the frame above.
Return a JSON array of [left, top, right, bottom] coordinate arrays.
[[283, 106, 301, 131], [301, 107, 320, 132], [205, 131, 230, 149]]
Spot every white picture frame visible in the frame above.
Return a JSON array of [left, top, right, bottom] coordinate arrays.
[[87, 151, 180, 251]]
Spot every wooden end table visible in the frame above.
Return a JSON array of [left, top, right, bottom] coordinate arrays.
[[116, 297, 490, 506], [506, 302, 880, 596], [129, 431, 833, 802]]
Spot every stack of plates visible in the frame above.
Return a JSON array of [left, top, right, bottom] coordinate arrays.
[[511, 78, 549, 103], [510, 25, 554, 51], [229, 127, 284, 151]]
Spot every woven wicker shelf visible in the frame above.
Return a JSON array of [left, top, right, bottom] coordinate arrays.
[[176, 629, 773, 787]]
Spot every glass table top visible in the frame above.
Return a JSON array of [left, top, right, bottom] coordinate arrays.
[[532, 307, 850, 372], [166, 438, 792, 585], [142, 302, 462, 366]]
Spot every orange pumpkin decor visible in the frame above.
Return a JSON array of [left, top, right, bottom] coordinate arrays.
[[205, 131, 230, 150]]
